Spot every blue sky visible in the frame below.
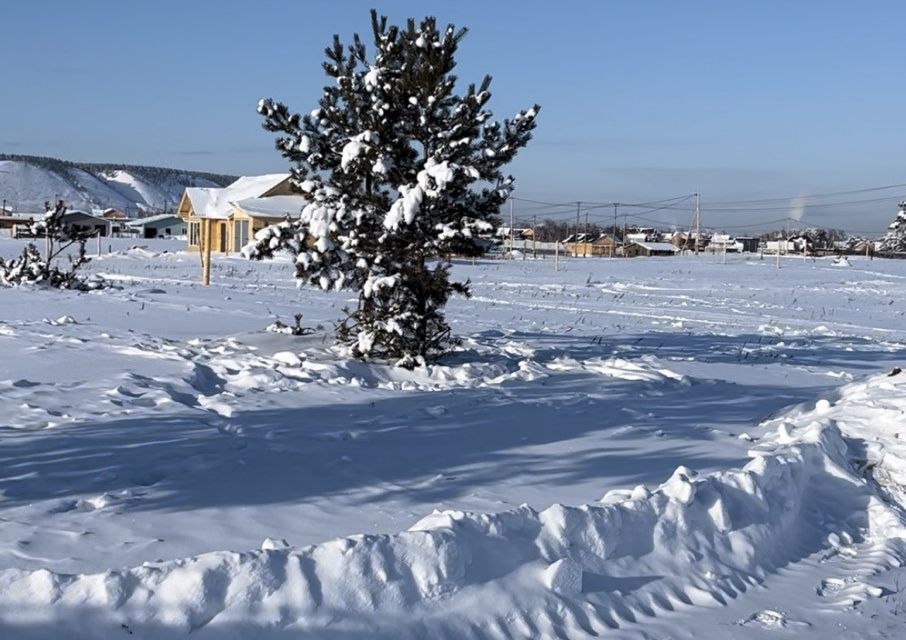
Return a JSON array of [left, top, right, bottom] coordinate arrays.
[[1, 1, 904, 231]]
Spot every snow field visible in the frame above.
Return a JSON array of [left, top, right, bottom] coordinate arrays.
[[2, 242, 906, 637], [2, 372, 906, 639]]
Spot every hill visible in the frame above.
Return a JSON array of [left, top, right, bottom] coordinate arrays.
[[0, 154, 237, 216]]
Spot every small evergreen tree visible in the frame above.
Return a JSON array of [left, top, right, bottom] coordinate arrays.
[[245, 10, 539, 366], [0, 201, 97, 288], [880, 201, 906, 253]]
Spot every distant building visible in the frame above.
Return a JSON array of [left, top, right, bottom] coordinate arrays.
[[565, 232, 621, 257], [94, 207, 128, 220], [735, 236, 759, 253], [61, 211, 112, 236], [625, 231, 651, 244], [624, 241, 678, 258], [127, 214, 187, 239], [764, 239, 808, 254], [706, 234, 739, 253]]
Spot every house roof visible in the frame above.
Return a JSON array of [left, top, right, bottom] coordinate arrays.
[[63, 210, 111, 223], [231, 195, 308, 219], [635, 241, 678, 252], [185, 173, 291, 219]]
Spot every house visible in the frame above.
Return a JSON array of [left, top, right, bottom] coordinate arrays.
[[562, 232, 619, 257], [497, 227, 535, 240], [625, 232, 650, 244], [589, 233, 621, 256], [668, 231, 690, 249], [854, 239, 882, 255], [61, 211, 112, 236], [735, 236, 760, 253], [0, 213, 37, 237], [95, 207, 128, 220], [764, 239, 808, 254], [624, 241, 678, 258], [228, 195, 308, 250], [563, 232, 593, 257], [127, 214, 187, 239], [177, 174, 300, 253], [706, 234, 740, 253]]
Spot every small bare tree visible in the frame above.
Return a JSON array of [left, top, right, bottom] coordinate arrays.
[[0, 201, 98, 288]]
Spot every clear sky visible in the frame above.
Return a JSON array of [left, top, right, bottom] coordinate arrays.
[[1, 0, 905, 231]]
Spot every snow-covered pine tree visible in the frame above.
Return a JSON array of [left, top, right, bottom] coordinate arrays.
[[246, 10, 539, 366], [880, 200, 906, 253], [0, 200, 97, 288]]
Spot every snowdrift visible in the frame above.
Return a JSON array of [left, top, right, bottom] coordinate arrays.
[[1, 372, 905, 639]]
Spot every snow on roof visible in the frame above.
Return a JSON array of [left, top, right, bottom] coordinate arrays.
[[635, 241, 678, 252], [64, 210, 111, 223], [126, 214, 184, 227], [186, 173, 291, 219], [231, 195, 308, 219], [225, 173, 290, 196]]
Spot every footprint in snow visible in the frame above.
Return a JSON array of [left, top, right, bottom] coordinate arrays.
[[737, 609, 810, 630], [817, 577, 887, 605]]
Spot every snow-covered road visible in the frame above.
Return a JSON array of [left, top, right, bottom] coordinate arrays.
[[1, 239, 905, 638]]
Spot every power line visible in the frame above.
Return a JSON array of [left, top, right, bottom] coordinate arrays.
[[512, 183, 905, 213], [706, 182, 906, 206], [509, 196, 576, 208]]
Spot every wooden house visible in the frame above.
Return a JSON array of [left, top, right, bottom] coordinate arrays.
[[624, 241, 678, 258], [228, 195, 308, 250], [97, 208, 128, 220], [177, 174, 300, 253], [590, 233, 620, 256]]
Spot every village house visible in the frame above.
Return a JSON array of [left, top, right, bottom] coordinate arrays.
[[562, 232, 590, 256], [735, 236, 760, 253], [127, 214, 187, 239], [623, 241, 678, 258], [61, 210, 112, 236], [94, 207, 129, 220], [668, 231, 689, 249], [764, 238, 810, 254], [177, 174, 304, 253], [706, 233, 741, 253], [0, 212, 37, 237]]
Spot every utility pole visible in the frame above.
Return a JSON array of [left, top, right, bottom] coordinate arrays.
[[623, 213, 626, 258], [575, 201, 581, 258], [783, 218, 790, 253], [554, 234, 560, 271], [584, 210, 589, 257], [509, 198, 515, 259], [693, 192, 701, 254], [532, 214, 537, 260], [775, 227, 781, 270], [612, 203, 618, 258]]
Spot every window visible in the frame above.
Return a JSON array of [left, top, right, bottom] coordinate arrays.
[[189, 222, 200, 246]]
